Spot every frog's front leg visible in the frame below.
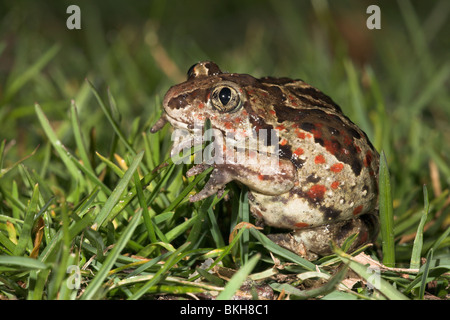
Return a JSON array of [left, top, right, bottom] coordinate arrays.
[[187, 156, 297, 202]]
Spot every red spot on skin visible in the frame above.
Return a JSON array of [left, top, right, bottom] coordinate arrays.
[[258, 174, 266, 180], [293, 148, 304, 156], [353, 205, 363, 216], [330, 163, 344, 173], [307, 133, 312, 139], [324, 139, 340, 155], [206, 92, 211, 100], [311, 128, 322, 139], [343, 134, 353, 146], [307, 185, 326, 200], [296, 130, 306, 139], [364, 151, 373, 167], [269, 110, 276, 116], [224, 122, 233, 130], [315, 154, 326, 164], [275, 124, 285, 131], [198, 103, 204, 109], [331, 181, 340, 189], [294, 222, 309, 228], [280, 139, 287, 146]]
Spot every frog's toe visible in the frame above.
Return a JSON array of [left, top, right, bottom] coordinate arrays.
[[189, 168, 232, 202]]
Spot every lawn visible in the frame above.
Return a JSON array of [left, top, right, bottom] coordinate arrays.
[[0, 0, 449, 301]]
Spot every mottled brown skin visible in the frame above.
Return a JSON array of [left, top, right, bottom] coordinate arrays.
[[152, 61, 379, 260]]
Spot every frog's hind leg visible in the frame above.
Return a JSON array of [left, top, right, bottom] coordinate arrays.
[[268, 213, 379, 260]]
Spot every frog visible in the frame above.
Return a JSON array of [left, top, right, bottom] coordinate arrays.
[[151, 61, 379, 260]]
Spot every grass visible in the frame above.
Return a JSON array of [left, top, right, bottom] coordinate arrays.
[[0, 0, 450, 300]]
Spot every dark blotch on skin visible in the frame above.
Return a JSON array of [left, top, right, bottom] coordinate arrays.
[[279, 144, 305, 169], [306, 174, 321, 183], [167, 88, 208, 110], [322, 207, 342, 221], [336, 219, 356, 241]]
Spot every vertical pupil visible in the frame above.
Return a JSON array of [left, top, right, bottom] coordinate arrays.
[[219, 87, 232, 105]]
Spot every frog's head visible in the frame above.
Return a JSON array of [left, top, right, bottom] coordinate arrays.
[[151, 61, 264, 135]]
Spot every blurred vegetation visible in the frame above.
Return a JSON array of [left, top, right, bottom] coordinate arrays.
[[0, 0, 449, 300]]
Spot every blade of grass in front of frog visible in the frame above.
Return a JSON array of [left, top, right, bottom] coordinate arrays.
[[206, 193, 228, 248], [216, 253, 260, 300], [161, 166, 213, 214], [332, 243, 408, 300], [238, 187, 250, 266], [378, 150, 396, 267], [270, 264, 349, 300], [410, 185, 430, 270], [249, 228, 316, 271], [186, 194, 215, 248]]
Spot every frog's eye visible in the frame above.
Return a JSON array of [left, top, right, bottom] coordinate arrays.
[[210, 84, 241, 113]]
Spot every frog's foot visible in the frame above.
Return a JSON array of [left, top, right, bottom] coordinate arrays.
[[187, 165, 232, 202], [268, 213, 379, 260]]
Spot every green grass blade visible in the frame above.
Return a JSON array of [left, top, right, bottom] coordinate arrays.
[[238, 187, 250, 265], [128, 242, 191, 300], [249, 228, 316, 271], [333, 245, 408, 300], [94, 150, 144, 227], [216, 253, 260, 300], [70, 100, 94, 173], [410, 185, 429, 269], [133, 171, 157, 244], [418, 248, 433, 300], [35, 103, 81, 181], [81, 209, 143, 300], [271, 265, 349, 299], [0, 256, 48, 270], [87, 79, 136, 156], [14, 183, 40, 256], [378, 150, 395, 267]]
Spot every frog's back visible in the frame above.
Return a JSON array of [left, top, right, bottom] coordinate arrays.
[[247, 76, 379, 229]]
